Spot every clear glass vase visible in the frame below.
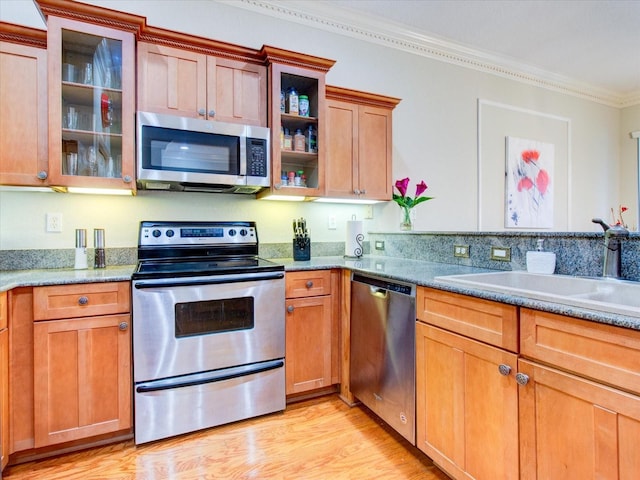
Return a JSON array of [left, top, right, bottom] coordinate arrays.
[[400, 207, 413, 231]]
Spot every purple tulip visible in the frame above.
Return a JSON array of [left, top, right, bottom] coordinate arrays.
[[415, 180, 428, 197], [395, 177, 409, 197]]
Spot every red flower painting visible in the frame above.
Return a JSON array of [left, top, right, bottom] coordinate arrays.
[[506, 137, 554, 228]]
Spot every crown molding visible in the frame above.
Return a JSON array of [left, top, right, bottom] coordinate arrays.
[[224, 0, 638, 108]]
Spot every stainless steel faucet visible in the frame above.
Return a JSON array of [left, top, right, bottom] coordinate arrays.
[[592, 218, 629, 278]]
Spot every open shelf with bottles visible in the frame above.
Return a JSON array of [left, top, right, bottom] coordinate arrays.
[[259, 46, 335, 199]]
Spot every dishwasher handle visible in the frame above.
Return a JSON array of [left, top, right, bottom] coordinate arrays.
[[352, 272, 415, 297]]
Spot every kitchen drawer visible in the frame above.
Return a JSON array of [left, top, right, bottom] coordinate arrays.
[[521, 308, 640, 396], [285, 270, 332, 298], [417, 287, 518, 352], [0, 291, 6, 330], [33, 282, 131, 321]]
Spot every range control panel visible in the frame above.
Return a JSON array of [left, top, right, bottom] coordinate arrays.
[[139, 221, 257, 247]]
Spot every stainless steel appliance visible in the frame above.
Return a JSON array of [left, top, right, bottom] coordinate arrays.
[[136, 111, 270, 193], [132, 221, 285, 444], [350, 272, 416, 444]]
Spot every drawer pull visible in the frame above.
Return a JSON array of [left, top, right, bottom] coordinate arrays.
[[305, 281, 313, 288], [78, 296, 89, 305], [515, 373, 530, 386], [498, 364, 512, 376], [287, 305, 294, 313], [119, 322, 129, 331]]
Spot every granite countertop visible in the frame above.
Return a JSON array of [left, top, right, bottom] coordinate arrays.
[[1, 256, 638, 331]]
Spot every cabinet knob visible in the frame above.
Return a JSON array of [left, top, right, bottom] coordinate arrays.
[[305, 280, 313, 288], [37, 170, 48, 180], [119, 321, 129, 331], [360, 189, 366, 195], [78, 296, 89, 305], [287, 305, 294, 313], [122, 175, 132, 183], [498, 364, 512, 376], [198, 109, 206, 116], [353, 189, 361, 195], [515, 373, 530, 386], [208, 110, 216, 117]]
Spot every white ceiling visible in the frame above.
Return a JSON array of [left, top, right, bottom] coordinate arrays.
[[321, 0, 640, 100]]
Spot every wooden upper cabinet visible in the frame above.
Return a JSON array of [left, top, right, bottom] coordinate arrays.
[[326, 86, 400, 201], [137, 42, 266, 126], [45, 15, 136, 190], [0, 25, 48, 186]]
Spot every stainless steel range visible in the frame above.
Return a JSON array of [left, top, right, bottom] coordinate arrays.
[[131, 221, 285, 445]]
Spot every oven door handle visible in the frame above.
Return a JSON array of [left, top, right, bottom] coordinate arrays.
[[133, 271, 284, 289], [135, 359, 284, 393]]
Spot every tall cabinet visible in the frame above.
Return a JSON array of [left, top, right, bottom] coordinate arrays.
[[259, 46, 335, 199], [44, 14, 136, 190], [326, 86, 400, 201], [0, 24, 48, 186]]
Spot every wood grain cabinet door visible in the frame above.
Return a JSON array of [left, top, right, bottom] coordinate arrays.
[[416, 321, 519, 480], [0, 41, 48, 186], [207, 57, 266, 126], [285, 295, 332, 395], [137, 42, 207, 118], [33, 314, 131, 447], [518, 359, 640, 480]]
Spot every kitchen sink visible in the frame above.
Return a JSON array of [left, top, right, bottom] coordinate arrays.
[[434, 271, 640, 318]]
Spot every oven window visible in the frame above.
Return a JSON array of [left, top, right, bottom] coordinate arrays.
[[174, 297, 254, 338]]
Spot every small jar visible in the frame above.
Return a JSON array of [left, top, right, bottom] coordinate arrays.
[[288, 171, 296, 186], [283, 128, 293, 151], [286, 86, 299, 115], [298, 95, 309, 117], [294, 129, 305, 152]]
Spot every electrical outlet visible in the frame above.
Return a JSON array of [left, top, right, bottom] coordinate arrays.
[[364, 205, 374, 219], [328, 215, 337, 230], [454, 244, 470, 258], [490, 246, 511, 261], [46, 213, 63, 233]]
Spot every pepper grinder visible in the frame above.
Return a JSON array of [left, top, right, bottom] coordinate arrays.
[[94, 228, 106, 268], [74, 229, 88, 270]]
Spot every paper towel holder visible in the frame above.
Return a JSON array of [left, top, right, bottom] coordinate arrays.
[[345, 215, 364, 259]]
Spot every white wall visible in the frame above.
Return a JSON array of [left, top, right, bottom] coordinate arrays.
[[0, 0, 637, 251]]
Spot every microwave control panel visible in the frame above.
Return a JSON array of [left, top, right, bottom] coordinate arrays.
[[246, 138, 268, 178]]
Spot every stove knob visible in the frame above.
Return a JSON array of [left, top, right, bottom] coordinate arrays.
[[228, 229, 236, 237], [166, 229, 175, 237], [240, 229, 248, 236], [152, 229, 161, 238]]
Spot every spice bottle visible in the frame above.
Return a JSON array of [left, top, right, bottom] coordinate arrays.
[[283, 128, 293, 151], [298, 95, 309, 116], [294, 129, 305, 152], [286, 86, 299, 115], [94, 228, 106, 268], [305, 125, 317, 153]]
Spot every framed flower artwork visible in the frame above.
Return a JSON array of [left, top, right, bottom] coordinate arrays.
[[505, 136, 555, 228]]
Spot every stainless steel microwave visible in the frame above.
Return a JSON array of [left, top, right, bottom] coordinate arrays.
[[136, 111, 270, 194]]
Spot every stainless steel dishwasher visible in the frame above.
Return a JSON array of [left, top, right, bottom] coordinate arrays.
[[350, 272, 416, 444]]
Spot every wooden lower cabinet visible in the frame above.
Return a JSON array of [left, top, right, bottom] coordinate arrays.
[[416, 321, 519, 480], [284, 270, 340, 396], [518, 359, 640, 480], [33, 313, 131, 447], [285, 295, 332, 394]]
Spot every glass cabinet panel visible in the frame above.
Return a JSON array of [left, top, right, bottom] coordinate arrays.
[[61, 30, 122, 178], [47, 16, 134, 190]]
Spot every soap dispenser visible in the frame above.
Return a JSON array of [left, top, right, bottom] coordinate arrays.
[[526, 239, 556, 274]]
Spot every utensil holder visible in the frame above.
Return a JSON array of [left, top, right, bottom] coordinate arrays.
[[293, 238, 311, 261]]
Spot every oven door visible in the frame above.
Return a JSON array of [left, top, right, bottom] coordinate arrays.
[[132, 271, 285, 383]]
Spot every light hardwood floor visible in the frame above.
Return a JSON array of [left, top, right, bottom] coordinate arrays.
[[4, 395, 450, 480]]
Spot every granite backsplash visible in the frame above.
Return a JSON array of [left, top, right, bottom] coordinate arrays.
[[1, 232, 639, 282]]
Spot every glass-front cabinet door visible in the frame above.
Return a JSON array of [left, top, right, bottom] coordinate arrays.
[[47, 16, 135, 191]]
